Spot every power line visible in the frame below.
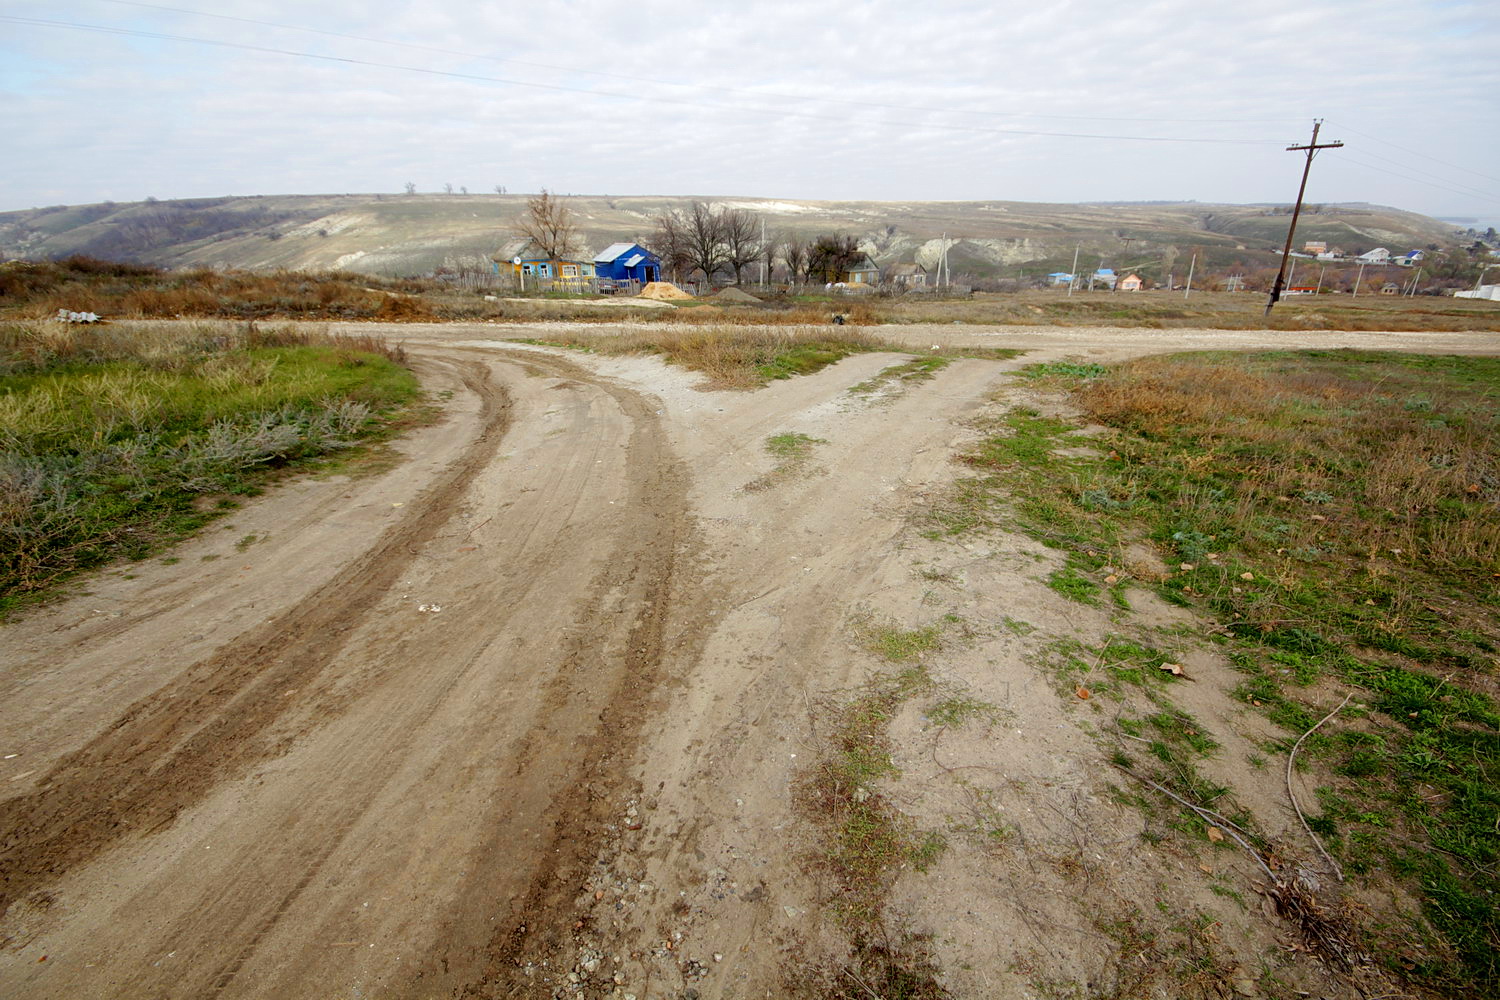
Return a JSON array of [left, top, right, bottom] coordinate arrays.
[[93, 0, 1301, 127], [1337, 151, 1500, 207], [1328, 119, 1500, 187]]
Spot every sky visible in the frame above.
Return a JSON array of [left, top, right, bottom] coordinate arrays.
[[2, 0, 1497, 223]]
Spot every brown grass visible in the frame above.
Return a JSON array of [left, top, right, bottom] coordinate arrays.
[[516, 325, 898, 389]]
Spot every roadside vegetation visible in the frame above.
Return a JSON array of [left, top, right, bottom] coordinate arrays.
[[6, 258, 1499, 332], [0, 319, 418, 614], [516, 328, 1020, 390], [788, 619, 963, 999], [928, 350, 1499, 996]]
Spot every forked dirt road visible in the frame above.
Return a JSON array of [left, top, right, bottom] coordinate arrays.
[[1, 323, 1496, 999]]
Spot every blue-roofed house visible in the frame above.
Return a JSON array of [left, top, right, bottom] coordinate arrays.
[[1093, 267, 1118, 290], [1047, 272, 1074, 286], [594, 242, 661, 286]]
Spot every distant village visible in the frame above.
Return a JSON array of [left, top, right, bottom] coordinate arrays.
[[477, 197, 1500, 301]]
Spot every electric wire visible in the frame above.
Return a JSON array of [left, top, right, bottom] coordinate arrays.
[[1328, 119, 1500, 187], [93, 0, 1302, 127], [0, 14, 1287, 144]]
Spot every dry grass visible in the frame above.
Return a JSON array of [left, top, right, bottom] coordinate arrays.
[[0, 320, 415, 609], [515, 325, 898, 389]]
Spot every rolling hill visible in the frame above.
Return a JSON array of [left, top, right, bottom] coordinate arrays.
[[0, 193, 1464, 282]]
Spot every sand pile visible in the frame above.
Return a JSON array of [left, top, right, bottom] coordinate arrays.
[[639, 281, 693, 301], [708, 286, 762, 304]]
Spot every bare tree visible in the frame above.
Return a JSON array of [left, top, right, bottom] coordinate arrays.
[[760, 231, 778, 285], [460, 185, 468, 195], [648, 209, 693, 284], [404, 181, 416, 195], [515, 188, 580, 261], [808, 234, 861, 284], [444, 183, 454, 195], [781, 236, 810, 286], [720, 208, 762, 285], [494, 184, 507, 195], [680, 201, 728, 287]]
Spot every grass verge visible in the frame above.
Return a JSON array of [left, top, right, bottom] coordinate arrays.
[[926, 349, 1500, 996], [0, 319, 418, 613]]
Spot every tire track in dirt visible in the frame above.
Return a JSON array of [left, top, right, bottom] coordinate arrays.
[[0, 356, 510, 918], [375, 349, 711, 998]]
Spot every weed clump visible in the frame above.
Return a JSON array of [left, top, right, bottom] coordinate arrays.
[[0, 320, 416, 610]]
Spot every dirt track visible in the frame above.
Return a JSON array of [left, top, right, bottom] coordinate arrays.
[[2, 323, 1497, 998]]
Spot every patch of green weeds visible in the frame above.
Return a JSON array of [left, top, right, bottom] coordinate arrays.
[[745, 431, 827, 492], [848, 355, 952, 396], [925, 694, 996, 729], [794, 663, 947, 931], [766, 431, 824, 461], [928, 350, 1500, 994], [234, 533, 259, 551], [864, 622, 945, 663], [1019, 360, 1111, 381], [1047, 561, 1100, 605]]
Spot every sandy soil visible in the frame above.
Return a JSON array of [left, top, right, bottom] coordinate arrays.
[[2, 323, 1496, 999]]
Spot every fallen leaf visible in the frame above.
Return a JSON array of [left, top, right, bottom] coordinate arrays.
[[1104, 574, 1119, 584], [1159, 662, 1185, 676], [1075, 686, 1091, 700], [1179, 562, 1196, 571], [1206, 826, 1224, 843], [1199, 864, 1214, 875], [1240, 572, 1254, 581]]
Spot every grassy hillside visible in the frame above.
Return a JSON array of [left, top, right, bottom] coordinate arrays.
[[0, 194, 1465, 282]]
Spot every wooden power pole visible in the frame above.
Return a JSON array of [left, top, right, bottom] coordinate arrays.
[[1265, 120, 1342, 317]]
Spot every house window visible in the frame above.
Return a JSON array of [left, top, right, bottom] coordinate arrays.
[[521, 263, 533, 275], [536, 263, 551, 277], [562, 264, 578, 277]]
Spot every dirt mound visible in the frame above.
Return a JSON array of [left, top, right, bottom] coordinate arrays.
[[638, 281, 692, 301], [708, 286, 762, 304]]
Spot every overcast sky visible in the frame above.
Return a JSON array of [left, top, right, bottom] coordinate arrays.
[[2, 0, 1497, 222]]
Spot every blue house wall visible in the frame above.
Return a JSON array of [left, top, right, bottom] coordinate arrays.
[[594, 243, 662, 284]]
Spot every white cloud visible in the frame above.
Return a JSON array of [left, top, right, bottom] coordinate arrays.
[[0, 0, 1495, 218]]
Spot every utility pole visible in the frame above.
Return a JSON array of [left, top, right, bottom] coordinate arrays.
[[1265, 120, 1343, 317], [1068, 244, 1080, 297], [1353, 260, 1366, 297], [1316, 265, 1325, 295], [1183, 253, 1197, 300]]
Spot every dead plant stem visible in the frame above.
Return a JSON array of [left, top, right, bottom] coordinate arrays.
[[1286, 692, 1352, 882]]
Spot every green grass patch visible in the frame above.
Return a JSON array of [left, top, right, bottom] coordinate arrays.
[[848, 355, 952, 395], [931, 349, 1500, 994], [0, 321, 417, 612]]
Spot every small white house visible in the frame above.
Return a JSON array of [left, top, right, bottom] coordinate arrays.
[[1357, 247, 1391, 264]]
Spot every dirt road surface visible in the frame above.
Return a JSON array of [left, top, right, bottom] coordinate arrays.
[[2, 323, 1496, 998]]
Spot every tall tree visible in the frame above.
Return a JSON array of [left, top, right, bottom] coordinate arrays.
[[680, 201, 728, 286], [720, 208, 762, 285], [647, 209, 692, 284], [781, 236, 810, 286], [515, 189, 579, 261], [808, 234, 862, 284]]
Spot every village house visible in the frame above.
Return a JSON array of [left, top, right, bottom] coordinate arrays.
[[490, 238, 596, 290], [839, 255, 880, 285], [1118, 273, 1144, 291], [1047, 271, 1075, 286], [1394, 250, 1425, 267], [1303, 241, 1327, 255], [593, 242, 661, 288], [1357, 247, 1391, 264], [887, 262, 928, 287]]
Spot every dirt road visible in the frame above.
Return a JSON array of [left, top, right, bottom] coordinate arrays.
[[2, 323, 1496, 998]]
